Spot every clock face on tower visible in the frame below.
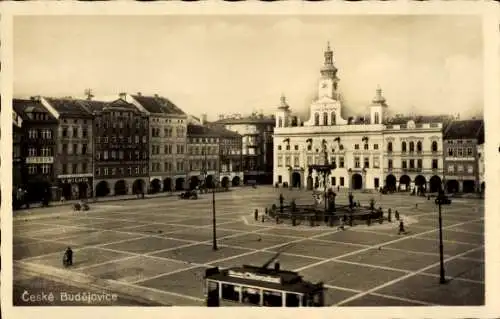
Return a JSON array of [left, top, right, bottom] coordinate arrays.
[[319, 79, 333, 98]]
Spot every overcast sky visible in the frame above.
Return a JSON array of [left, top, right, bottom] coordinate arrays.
[[14, 15, 483, 120]]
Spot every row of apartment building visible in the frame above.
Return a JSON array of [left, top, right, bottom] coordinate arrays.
[[12, 93, 254, 202], [272, 43, 485, 195]]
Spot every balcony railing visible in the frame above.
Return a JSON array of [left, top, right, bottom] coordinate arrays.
[[383, 168, 443, 174]]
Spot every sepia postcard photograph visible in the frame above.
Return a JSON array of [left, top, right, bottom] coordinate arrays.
[[1, 3, 499, 319]]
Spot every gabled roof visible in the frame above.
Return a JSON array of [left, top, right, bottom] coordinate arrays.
[[207, 124, 242, 138], [444, 119, 484, 140], [187, 124, 220, 138], [132, 94, 186, 115], [77, 99, 108, 113], [44, 97, 93, 118], [13, 98, 58, 122], [213, 115, 275, 125]]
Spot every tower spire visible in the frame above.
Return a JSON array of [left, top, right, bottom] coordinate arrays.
[[278, 93, 289, 110], [320, 41, 338, 81], [372, 85, 387, 106]]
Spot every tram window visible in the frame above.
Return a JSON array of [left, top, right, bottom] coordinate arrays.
[[286, 293, 300, 307], [221, 284, 239, 302], [311, 292, 323, 306], [207, 281, 218, 293], [242, 287, 261, 306], [263, 290, 282, 307]]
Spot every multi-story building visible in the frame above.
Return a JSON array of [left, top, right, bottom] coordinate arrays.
[[187, 124, 220, 190], [382, 115, 451, 193], [273, 43, 451, 193], [212, 125, 243, 188], [13, 106, 24, 189], [477, 143, 485, 193], [41, 97, 95, 200], [81, 97, 150, 197], [124, 93, 188, 193], [13, 98, 59, 202], [443, 119, 484, 193], [214, 113, 274, 184]]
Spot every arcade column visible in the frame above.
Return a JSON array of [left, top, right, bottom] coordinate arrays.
[[362, 171, 367, 190], [109, 184, 115, 196], [458, 180, 463, 193], [348, 170, 353, 191]]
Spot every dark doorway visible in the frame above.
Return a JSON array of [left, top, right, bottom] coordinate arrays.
[[62, 183, 72, 200], [189, 176, 200, 190], [446, 180, 459, 193], [150, 179, 161, 194], [307, 176, 313, 190], [292, 172, 301, 188], [352, 174, 363, 190], [481, 182, 485, 193], [399, 175, 411, 191], [175, 178, 185, 191], [96, 181, 110, 197], [374, 178, 380, 189], [206, 175, 214, 189], [114, 180, 128, 196], [414, 175, 426, 188], [133, 179, 145, 194], [232, 176, 240, 187], [221, 177, 230, 188], [163, 178, 172, 192], [78, 182, 88, 199], [463, 180, 476, 193], [429, 175, 442, 193], [385, 174, 397, 191]]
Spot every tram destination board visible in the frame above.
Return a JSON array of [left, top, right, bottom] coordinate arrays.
[[204, 265, 325, 307]]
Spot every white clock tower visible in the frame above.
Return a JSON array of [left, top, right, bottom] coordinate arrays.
[[318, 42, 340, 100]]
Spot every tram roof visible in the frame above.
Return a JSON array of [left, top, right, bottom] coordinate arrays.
[[206, 266, 323, 294]]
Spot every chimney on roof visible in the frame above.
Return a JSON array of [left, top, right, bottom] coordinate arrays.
[[30, 96, 41, 102], [200, 113, 207, 125], [84, 88, 94, 101], [119, 92, 127, 100], [137, 92, 142, 96], [154, 94, 159, 98], [218, 114, 224, 120]]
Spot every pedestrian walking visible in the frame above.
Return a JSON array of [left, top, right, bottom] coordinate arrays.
[[398, 220, 406, 235], [63, 247, 73, 266], [254, 209, 259, 221], [338, 218, 345, 231], [388, 208, 392, 222], [395, 210, 400, 220]]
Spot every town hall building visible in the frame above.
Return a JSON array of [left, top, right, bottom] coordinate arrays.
[[273, 43, 449, 193]]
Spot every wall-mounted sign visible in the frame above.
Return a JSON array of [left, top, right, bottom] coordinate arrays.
[[228, 270, 281, 284], [57, 173, 93, 179], [13, 110, 23, 128], [26, 157, 54, 164], [59, 177, 90, 184]]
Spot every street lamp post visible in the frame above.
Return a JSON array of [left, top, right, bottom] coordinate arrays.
[[212, 179, 218, 251], [435, 190, 447, 284]]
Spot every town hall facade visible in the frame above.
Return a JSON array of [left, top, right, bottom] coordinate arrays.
[[273, 43, 447, 193]]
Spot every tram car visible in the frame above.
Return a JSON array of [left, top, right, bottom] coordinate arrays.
[[204, 252, 325, 307]]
